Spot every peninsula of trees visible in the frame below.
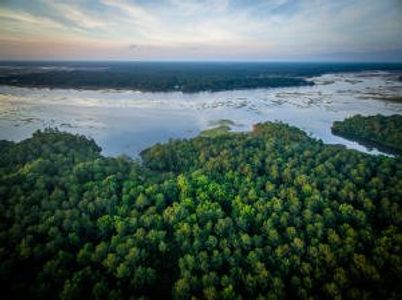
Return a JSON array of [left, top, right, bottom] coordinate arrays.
[[0, 120, 401, 299], [332, 114, 402, 155]]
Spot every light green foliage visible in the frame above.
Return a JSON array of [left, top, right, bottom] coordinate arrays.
[[199, 125, 232, 138]]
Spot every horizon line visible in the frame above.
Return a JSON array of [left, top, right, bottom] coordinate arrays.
[[1, 59, 402, 64]]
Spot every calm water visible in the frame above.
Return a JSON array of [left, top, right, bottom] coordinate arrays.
[[1, 70, 402, 156]]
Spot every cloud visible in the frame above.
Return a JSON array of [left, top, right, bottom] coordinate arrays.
[[128, 44, 138, 51], [42, 1, 107, 29], [0, 7, 66, 31], [167, 0, 230, 15], [0, 0, 401, 60], [101, 0, 159, 28]]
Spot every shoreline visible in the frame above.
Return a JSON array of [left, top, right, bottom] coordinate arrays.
[[1, 70, 401, 157]]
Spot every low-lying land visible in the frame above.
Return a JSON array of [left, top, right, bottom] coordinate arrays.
[[332, 114, 402, 155], [0, 63, 315, 93], [199, 120, 236, 138], [2, 61, 401, 93], [0, 121, 401, 299]]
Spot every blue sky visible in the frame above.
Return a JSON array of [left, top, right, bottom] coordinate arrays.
[[0, 0, 401, 61]]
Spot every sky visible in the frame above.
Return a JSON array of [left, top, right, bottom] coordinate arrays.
[[0, 0, 401, 61]]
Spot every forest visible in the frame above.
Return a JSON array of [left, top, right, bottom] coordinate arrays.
[[0, 120, 401, 299], [0, 70, 312, 93], [1, 62, 402, 93], [332, 114, 402, 155]]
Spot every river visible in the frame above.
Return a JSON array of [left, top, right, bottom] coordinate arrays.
[[1, 70, 401, 156]]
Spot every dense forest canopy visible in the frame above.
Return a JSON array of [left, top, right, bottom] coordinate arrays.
[[332, 114, 402, 155], [0, 121, 401, 299]]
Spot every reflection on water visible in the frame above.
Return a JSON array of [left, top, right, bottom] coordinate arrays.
[[0, 71, 401, 157]]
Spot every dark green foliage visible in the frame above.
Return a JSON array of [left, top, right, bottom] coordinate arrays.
[[332, 114, 402, 155], [2, 62, 402, 93], [0, 128, 101, 171], [1, 122, 401, 299], [0, 71, 312, 93]]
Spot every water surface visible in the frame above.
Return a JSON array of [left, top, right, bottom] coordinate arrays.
[[1, 70, 401, 156]]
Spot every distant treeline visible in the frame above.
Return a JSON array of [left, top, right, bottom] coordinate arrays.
[[0, 70, 312, 92], [0, 61, 401, 92]]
